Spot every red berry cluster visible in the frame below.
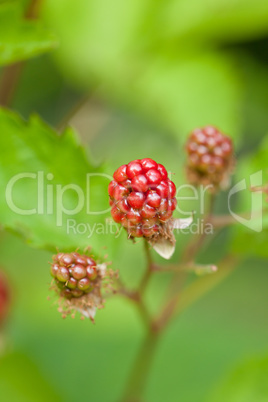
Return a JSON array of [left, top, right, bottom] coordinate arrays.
[[109, 158, 177, 238], [51, 252, 99, 299], [185, 126, 234, 187]]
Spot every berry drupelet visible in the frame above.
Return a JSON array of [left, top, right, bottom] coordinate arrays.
[[109, 158, 177, 239], [185, 126, 234, 189]]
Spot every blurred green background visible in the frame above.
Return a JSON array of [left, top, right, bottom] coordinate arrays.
[[0, 0, 268, 401]]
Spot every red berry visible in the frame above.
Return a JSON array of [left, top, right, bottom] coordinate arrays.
[[121, 179, 132, 189], [126, 208, 142, 225], [146, 191, 161, 208], [56, 267, 70, 282], [127, 192, 145, 209], [158, 198, 168, 213], [156, 181, 169, 198], [126, 161, 143, 179], [167, 180, 176, 198], [185, 126, 234, 188], [113, 184, 129, 201], [168, 198, 177, 211], [109, 159, 177, 238], [72, 265, 87, 280], [113, 165, 128, 182], [74, 255, 87, 265], [78, 277, 91, 291], [157, 164, 168, 179], [203, 125, 217, 136], [145, 169, 162, 186], [86, 266, 97, 280], [141, 158, 158, 171], [129, 225, 143, 238], [142, 217, 158, 227], [141, 204, 157, 219], [121, 216, 130, 228], [142, 223, 158, 237], [50, 264, 59, 277], [117, 198, 131, 213], [196, 145, 208, 156], [108, 180, 117, 197], [67, 277, 77, 289], [59, 253, 74, 266], [53, 253, 64, 263], [131, 175, 148, 192], [159, 210, 173, 222], [111, 206, 123, 223], [85, 257, 96, 266]]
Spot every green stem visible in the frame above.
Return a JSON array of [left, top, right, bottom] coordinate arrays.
[[139, 240, 153, 294], [121, 330, 159, 402]]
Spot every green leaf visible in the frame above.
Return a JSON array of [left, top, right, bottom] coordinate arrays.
[[207, 355, 268, 402], [0, 352, 62, 402], [0, 108, 117, 254], [0, 2, 58, 66]]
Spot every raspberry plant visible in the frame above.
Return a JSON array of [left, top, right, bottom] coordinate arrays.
[[1, 1, 268, 401]]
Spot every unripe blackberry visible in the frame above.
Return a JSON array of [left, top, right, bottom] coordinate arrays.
[[50, 252, 98, 299], [185, 126, 234, 189], [109, 158, 177, 239], [49, 252, 111, 321]]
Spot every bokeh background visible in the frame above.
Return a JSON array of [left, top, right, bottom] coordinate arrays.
[[1, 0, 268, 401]]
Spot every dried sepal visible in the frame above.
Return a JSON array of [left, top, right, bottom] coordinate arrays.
[[148, 216, 193, 259]]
